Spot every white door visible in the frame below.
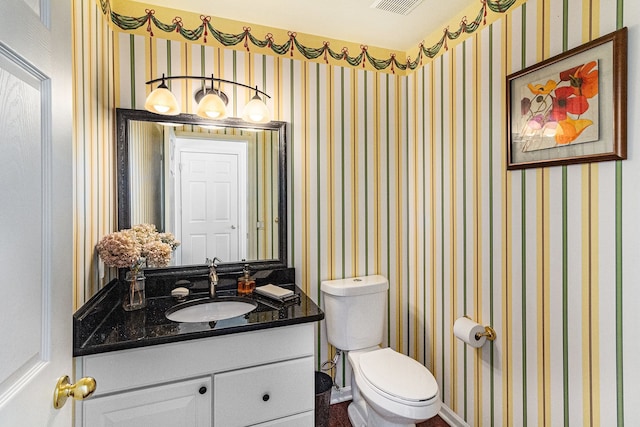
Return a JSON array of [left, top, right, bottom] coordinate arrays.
[[179, 150, 243, 264], [0, 0, 73, 425]]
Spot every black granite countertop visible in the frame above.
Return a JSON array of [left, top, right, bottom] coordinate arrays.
[[73, 268, 324, 357]]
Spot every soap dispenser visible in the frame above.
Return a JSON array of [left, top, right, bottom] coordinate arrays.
[[237, 264, 255, 295]]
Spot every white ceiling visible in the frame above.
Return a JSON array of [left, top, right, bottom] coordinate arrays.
[[141, 0, 475, 51]]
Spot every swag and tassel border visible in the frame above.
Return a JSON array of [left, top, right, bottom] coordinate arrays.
[[99, 0, 518, 73]]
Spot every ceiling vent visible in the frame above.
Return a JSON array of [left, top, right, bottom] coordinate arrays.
[[370, 0, 424, 15]]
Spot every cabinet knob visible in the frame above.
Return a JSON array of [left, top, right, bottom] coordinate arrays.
[[199, 386, 207, 395], [262, 393, 270, 402]]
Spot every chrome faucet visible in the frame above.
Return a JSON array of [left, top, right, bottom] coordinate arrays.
[[206, 257, 222, 297]]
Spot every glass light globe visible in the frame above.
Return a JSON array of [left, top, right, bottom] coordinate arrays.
[[196, 91, 228, 119], [144, 81, 180, 116], [242, 93, 271, 124]]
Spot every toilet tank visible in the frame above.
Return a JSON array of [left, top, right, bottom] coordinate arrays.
[[320, 275, 389, 351]]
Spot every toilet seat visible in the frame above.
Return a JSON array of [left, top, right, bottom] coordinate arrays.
[[357, 348, 438, 405]]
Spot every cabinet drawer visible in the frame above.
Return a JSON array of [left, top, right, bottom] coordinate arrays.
[[82, 377, 211, 427], [251, 411, 314, 426], [214, 357, 313, 427]]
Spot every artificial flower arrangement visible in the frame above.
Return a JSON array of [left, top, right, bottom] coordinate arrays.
[[96, 223, 180, 271], [96, 224, 180, 310]]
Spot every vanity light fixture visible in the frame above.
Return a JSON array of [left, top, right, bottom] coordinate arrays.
[[144, 74, 272, 123], [144, 75, 180, 115], [241, 86, 271, 124]]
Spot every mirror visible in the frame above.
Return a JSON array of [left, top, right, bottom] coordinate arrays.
[[116, 108, 287, 272]]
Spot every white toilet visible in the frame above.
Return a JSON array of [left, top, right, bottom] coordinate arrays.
[[321, 275, 441, 427]]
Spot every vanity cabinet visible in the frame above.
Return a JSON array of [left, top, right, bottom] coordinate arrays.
[[75, 323, 315, 427]]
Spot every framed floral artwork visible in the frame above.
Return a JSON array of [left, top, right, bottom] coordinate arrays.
[[506, 27, 627, 170]]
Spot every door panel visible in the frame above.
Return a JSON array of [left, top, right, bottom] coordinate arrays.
[[180, 151, 240, 264], [0, 52, 45, 391], [0, 0, 72, 425]]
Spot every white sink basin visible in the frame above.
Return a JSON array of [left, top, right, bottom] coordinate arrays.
[[165, 297, 258, 323]]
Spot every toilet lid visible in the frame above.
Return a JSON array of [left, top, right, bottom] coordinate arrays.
[[359, 348, 438, 402]]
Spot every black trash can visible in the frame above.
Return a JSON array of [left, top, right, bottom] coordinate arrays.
[[314, 371, 333, 427]]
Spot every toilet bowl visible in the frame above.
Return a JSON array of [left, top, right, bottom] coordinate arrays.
[[348, 347, 440, 427], [320, 275, 441, 427]]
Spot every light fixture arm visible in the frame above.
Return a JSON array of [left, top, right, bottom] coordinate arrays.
[[145, 75, 271, 99]]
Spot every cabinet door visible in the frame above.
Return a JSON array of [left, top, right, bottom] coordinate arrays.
[[250, 411, 314, 426], [83, 377, 211, 427], [214, 357, 314, 427]]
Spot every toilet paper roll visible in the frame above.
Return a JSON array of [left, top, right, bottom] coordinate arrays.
[[453, 317, 487, 348]]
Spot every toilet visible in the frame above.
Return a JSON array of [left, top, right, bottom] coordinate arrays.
[[321, 275, 441, 427]]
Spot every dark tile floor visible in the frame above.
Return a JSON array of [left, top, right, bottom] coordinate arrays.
[[328, 401, 450, 427]]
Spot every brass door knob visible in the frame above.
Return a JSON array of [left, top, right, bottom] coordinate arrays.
[[53, 375, 96, 409]]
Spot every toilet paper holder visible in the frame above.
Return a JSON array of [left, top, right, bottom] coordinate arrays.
[[463, 315, 497, 342], [475, 326, 497, 341]]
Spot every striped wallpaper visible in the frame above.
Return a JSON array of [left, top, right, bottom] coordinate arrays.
[[73, 0, 640, 425], [128, 120, 163, 227], [72, 0, 117, 304]]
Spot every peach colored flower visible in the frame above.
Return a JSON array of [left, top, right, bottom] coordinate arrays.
[[96, 223, 179, 270], [158, 232, 181, 250], [143, 241, 173, 267], [96, 231, 140, 268], [528, 80, 557, 95], [555, 117, 593, 145]]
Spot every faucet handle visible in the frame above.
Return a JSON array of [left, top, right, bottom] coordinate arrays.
[[206, 257, 223, 267]]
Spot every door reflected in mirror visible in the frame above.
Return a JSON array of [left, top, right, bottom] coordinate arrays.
[[117, 109, 287, 271]]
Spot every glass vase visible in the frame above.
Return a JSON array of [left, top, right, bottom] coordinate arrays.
[[123, 269, 146, 311]]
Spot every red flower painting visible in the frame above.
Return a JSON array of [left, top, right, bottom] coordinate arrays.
[[518, 60, 599, 150]]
